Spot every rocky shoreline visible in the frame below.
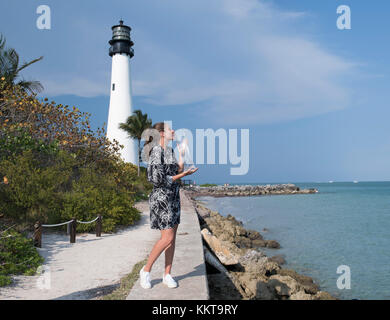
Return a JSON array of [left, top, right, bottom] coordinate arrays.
[[183, 185, 337, 300], [185, 183, 318, 198]]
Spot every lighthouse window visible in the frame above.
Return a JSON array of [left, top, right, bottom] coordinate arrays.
[[112, 83, 115, 91]]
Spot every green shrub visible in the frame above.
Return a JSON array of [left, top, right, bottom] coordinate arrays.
[[0, 228, 44, 287], [0, 147, 142, 232], [0, 149, 74, 225], [60, 165, 141, 233], [0, 85, 150, 235]]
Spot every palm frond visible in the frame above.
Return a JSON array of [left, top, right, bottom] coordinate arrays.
[[0, 48, 19, 80], [0, 34, 43, 91], [16, 79, 44, 94], [17, 56, 44, 74], [118, 109, 152, 141], [0, 34, 6, 50]]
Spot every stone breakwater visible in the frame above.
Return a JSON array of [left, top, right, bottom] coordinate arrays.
[[184, 183, 318, 198], [183, 189, 336, 300]]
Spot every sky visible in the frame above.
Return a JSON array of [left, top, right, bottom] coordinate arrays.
[[1, 0, 389, 184]]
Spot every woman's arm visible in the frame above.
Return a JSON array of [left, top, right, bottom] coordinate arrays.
[[170, 171, 187, 183], [177, 158, 184, 174], [170, 167, 198, 183]]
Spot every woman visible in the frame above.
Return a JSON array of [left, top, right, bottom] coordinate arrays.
[[140, 122, 198, 289]]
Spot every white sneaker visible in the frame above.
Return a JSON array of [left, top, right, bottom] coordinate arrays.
[[140, 266, 151, 289], [162, 273, 177, 288]]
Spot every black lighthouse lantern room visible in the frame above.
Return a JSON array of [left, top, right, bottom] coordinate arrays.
[[109, 20, 134, 58]]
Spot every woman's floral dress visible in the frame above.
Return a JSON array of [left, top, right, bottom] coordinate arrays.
[[147, 145, 181, 230]]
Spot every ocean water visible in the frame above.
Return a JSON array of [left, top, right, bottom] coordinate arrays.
[[196, 181, 390, 300]]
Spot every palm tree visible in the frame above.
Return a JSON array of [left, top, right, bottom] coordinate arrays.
[[0, 33, 44, 95], [119, 109, 152, 176]]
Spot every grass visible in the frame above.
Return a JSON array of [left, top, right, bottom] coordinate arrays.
[[101, 258, 147, 300], [199, 183, 218, 187]]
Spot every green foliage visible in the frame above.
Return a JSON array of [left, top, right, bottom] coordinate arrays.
[[0, 126, 60, 161], [0, 228, 44, 287], [199, 183, 218, 187], [118, 109, 152, 177], [60, 165, 141, 233], [0, 149, 74, 224], [0, 148, 142, 232]]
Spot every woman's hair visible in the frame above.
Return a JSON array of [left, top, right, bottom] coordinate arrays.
[[144, 122, 166, 156]]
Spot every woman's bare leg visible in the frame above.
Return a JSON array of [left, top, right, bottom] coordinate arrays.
[[143, 227, 176, 273], [164, 224, 178, 275]]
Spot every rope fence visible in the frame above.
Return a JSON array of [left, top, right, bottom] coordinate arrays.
[[33, 215, 103, 248], [41, 220, 73, 228], [76, 216, 100, 224]]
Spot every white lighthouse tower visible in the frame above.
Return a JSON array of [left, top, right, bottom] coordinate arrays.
[[106, 20, 137, 164]]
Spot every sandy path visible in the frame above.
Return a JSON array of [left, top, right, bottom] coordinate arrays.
[[0, 201, 160, 300]]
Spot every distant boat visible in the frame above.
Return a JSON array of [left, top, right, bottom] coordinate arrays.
[[329, 180, 334, 183], [353, 180, 358, 183]]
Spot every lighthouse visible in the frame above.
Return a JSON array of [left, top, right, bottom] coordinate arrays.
[[106, 20, 137, 164]]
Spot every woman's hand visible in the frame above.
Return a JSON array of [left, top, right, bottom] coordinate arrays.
[[184, 167, 198, 176]]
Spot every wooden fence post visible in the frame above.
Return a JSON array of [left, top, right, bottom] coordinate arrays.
[[96, 215, 102, 237], [33, 221, 42, 248], [70, 218, 76, 243]]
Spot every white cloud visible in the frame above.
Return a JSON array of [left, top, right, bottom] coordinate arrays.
[[41, 76, 109, 98], [129, 0, 358, 125], [222, 0, 306, 21], [37, 0, 360, 125]]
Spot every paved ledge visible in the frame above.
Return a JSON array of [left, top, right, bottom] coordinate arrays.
[[126, 189, 209, 300]]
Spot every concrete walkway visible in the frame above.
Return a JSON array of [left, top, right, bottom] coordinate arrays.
[[0, 190, 209, 300], [126, 190, 209, 300]]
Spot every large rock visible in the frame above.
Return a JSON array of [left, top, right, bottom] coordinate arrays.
[[277, 269, 319, 294], [251, 239, 267, 247], [255, 280, 276, 300], [234, 273, 276, 300], [265, 240, 280, 248], [313, 291, 338, 300], [235, 237, 253, 248], [247, 229, 263, 240], [239, 250, 280, 276], [201, 228, 241, 265], [289, 290, 314, 300], [267, 274, 303, 297], [203, 211, 280, 249]]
